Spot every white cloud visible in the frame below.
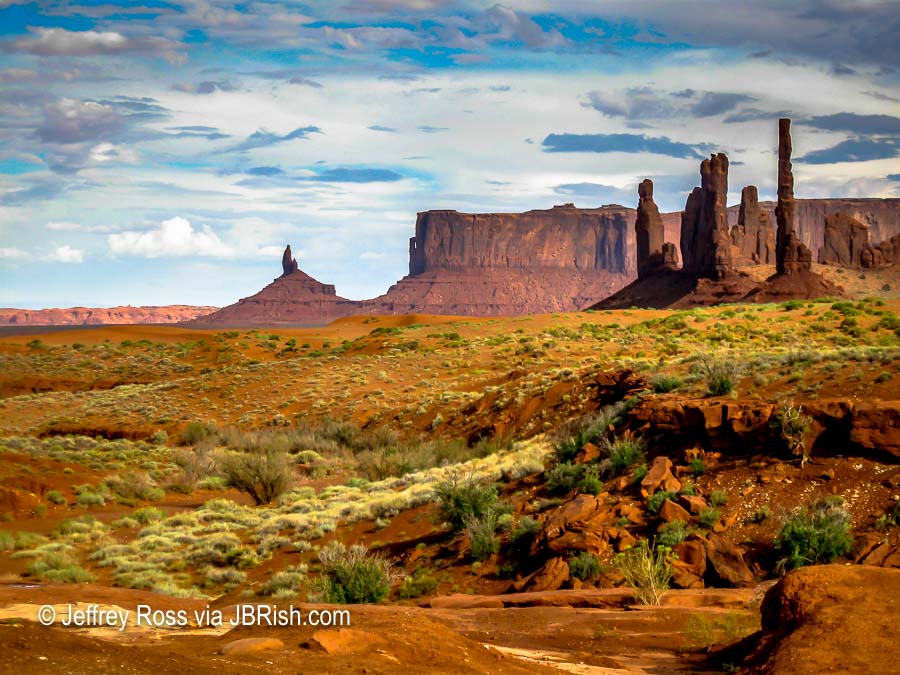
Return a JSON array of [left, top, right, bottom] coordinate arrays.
[[45, 245, 85, 263], [0, 247, 29, 260], [89, 142, 139, 164], [108, 216, 234, 258], [7, 27, 185, 64]]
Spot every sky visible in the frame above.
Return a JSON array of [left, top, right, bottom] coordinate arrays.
[[0, 0, 899, 308]]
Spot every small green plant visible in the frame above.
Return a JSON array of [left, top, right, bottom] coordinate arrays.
[[465, 511, 500, 561], [613, 540, 674, 605], [315, 542, 392, 604], [568, 551, 602, 580], [688, 457, 706, 476], [875, 503, 900, 530], [603, 434, 645, 476], [698, 354, 739, 397], [398, 568, 440, 599], [775, 497, 853, 572], [27, 553, 94, 583], [696, 508, 721, 530], [434, 475, 498, 531], [656, 520, 689, 547], [45, 490, 66, 505], [509, 516, 540, 554], [709, 490, 728, 507], [651, 374, 683, 393], [772, 401, 813, 466], [646, 490, 678, 514], [749, 505, 773, 523]]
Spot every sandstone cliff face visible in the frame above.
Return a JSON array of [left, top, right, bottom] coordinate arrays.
[[861, 233, 900, 268], [0, 305, 218, 326], [680, 153, 733, 280], [408, 204, 629, 275], [819, 213, 869, 267]]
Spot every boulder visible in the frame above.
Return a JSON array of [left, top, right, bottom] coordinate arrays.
[[522, 557, 570, 592], [849, 401, 900, 459], [703, 533, 755, 587], [219, 637, 285, 656], [679, 494, 709, 515], [658, 499, 691, 523], [308, 629, 386, 655], [640, 456, 681, 495]]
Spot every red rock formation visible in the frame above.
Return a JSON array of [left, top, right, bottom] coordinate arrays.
[[774, 118, 813, 275], [635, 179, 667, 278], [731, 185, 775, 265], [0, 305, 217, 326], [191, 255, 357, 326], [819, 212, 869, 267], [281, 244, 299, 276], [680, 153, 733, 280], [860, 233, 900, 268]]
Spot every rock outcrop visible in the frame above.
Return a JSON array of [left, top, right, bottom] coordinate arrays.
[[731, 186, 775, 265], [680, 153, 733, 280], [774, 118, 812, 276], [281, 244, 299, 276], [635, 179, 670, 278], [818, 213, 869, 267], [861, 233, 900, 268], [191, 250, 358, 326], [0, 305, 218, 326]]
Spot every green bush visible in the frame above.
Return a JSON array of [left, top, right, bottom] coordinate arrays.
[[698, 355, 739, 397], [613, 540, 673, 605], [568, 551, 602, 580], [509, 516, 541, 554], [45, 490, 66, 505], [646, 490, 678, 514], [696, 508, 721, 530], [221, 446, 291, 505], [27, 553, 94, 583], [465, 511, 500, 561], [181, 421, 217, 446], [398, 568, 440, 599], [603, 435, 645, 476], [316, 542, 392, 604], [434, 476, 497, 530], [656, 520, 689, 547], [554, 402, 626, 463], [689, 458, 706, 476], [545, 462, 602, 495], [709, 490, 728, 507], [775, 497, 853, 572], [651, 374, 683, 393]]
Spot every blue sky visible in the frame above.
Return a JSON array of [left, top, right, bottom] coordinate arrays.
[[1, 0, 899, 308]]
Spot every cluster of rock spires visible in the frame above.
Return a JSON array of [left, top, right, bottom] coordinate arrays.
[[601, 118, 847, 309], [189, 117, 899, 326]]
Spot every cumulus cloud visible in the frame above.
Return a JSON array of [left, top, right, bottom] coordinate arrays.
[[108, 217, 234, 258], [4, 27, 185, 64], [45, 245, 84, 263]]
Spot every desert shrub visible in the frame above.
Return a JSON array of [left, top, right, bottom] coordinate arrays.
[[651, 374, 683, 393], [697, 508, 721, 529], [545, 462, 602, 495], [554, 401, 627, 463], [568, 551, 602, 580], [578, 466, 603, 495], [709, 490, 728, 507], [775, 497, 853, 572], [772, 401, 813, 465], [105, 472, 164, 502], [603, 434, 645, 476], [509, 516, 540, 554], [398, 568, 440, 599], [656, 520, 689, 547], [257, 566, 307, 597], [150, 430, 168, 445], [613, 540, 673, 605], [27, 553, 94, 583], [434, 476, 497, 530], [315, 542, 392, 604], [75, 488, 106, 508], [633, 463, 648, 484], [132, 507, 165, 524], [45, 489, 66, 505], [221, 447, 291, 505], [697, 354, 739, 397], [180, 421, 218, 446], [466, 511, 500, 561]]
